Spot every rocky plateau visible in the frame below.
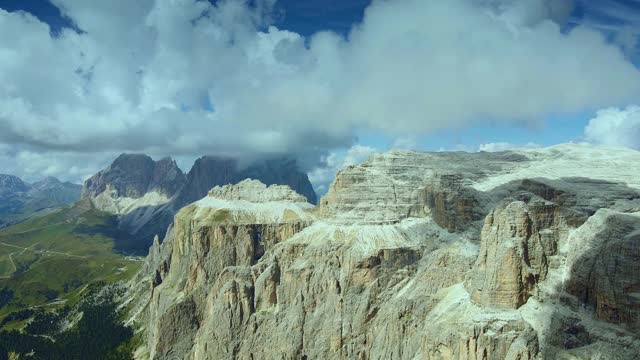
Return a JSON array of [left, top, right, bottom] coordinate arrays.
[[122, 144, 640, 359]]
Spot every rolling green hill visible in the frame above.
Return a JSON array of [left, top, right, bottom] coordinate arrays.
[[0, 199, 142, 329]]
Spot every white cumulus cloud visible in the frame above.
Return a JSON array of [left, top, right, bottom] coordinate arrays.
[[478, 142, 541, 152], [308, 145, 377, 195], [0, 0, 639, 182], [584, 105, 640, 150]]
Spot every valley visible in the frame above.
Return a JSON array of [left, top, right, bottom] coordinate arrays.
[[0, 200, 142, 330]]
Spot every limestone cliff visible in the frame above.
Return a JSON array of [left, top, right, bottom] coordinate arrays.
[[125, 144, 640, 359]]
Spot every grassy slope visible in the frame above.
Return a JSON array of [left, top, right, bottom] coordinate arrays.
[[0, 200, 142, 326]]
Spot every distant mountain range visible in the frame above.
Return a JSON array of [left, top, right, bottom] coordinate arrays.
[[81, 154, 317, 253], [0, 175, 81, 228]]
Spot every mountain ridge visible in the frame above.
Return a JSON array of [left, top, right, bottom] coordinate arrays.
[[0, 174, 82, 228], [123, 143, 640, 359], [82, 153, 318, 252]]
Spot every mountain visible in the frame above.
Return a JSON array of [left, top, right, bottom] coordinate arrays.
[[174, 156, 317, 207], [82, 154, 186, 215], [30, 177, 83, 207], [0, 175, 81, 228], [0, 175, 30, 194], [82, 154, 317, 253], [122, 144, 640, 359]]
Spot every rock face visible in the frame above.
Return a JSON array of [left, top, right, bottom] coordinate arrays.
[[82, 154, 317, 252], [175, 157, 317, 207], [465, 201, 558, 309], [133, 180, 314, 359], [124, 144, 640, 360], [82, 154, 185, 211], [0, 174, 81, 228], [565, 209, 640, 328]]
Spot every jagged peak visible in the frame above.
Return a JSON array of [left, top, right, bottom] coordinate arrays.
[[0, 173, 26, 182], [82, 153, 186, 208], [0, 174, 30, 192], [110, 153, 153, 167]]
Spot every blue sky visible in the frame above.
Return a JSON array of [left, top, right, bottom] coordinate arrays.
[[0, 0, 370, 36], [0, 0, 639, 192], [5, 1, 639, 41], [2, 0, 636, 152]]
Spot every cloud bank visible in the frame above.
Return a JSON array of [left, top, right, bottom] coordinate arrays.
[[0, 0, 639, 183], [478, 142, 541, 152], [308, 144, 377, 194], [584, 106, 640, 150]]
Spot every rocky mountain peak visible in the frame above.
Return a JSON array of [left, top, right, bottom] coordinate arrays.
[[0, 174, 81, 228], [80, 153, 317, 251], [241, 158, 317, 204], [175, 156, 316, 207], [174, 156, 238, 207], [319, 149, 523, 224], [31, 176, 64, 190], [0, 174, 30, 194], [82, 153, 186, 200]]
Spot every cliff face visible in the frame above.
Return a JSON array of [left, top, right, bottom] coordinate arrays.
[[82, 154, 185, 201], [125, 144, 640, 359], [465, 201, 564, 309], [564, 209, 640, 328], [81, 154, 186, 215]]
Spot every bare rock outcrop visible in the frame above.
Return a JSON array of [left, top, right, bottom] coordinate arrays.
[[420, 174, 484, 232], [82, 154, 317, 252], [133, 180, 313, 359], [82, 154, 185, 201], [175, 157, 317, 207], [564, 209, 640, 328], [123, 144, 640, 360], [465, 201, 568, 309]]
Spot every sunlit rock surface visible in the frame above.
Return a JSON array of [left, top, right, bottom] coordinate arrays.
[[124, 144, 640, 359]]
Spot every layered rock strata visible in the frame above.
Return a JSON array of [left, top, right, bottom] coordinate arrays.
[[125, 144, 640, 359]]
